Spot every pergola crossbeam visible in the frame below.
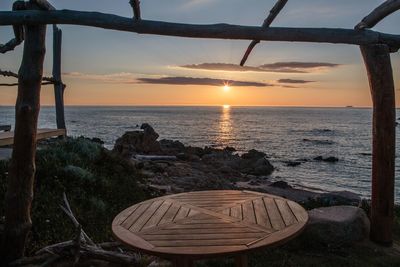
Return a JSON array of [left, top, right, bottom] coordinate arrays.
[[0, 10, 400, 51]]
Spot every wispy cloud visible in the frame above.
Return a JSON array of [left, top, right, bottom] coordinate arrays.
[[180, 62, 340, 74], [136, 77, 272, 87], [63, 72, 137, 83], [63, 72, 272, 87], [277, 79, 314, 84]]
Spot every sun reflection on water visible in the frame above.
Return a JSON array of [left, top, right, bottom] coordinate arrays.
[[217, 105, 233, 147]]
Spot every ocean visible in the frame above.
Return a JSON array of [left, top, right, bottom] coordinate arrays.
[[1, 106, 399, 202]]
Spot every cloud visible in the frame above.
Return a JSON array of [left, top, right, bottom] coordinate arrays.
[[63, 72, 136, 83], [277, 79, 314, 84], [180, 63, 270, 73], [180, 62, 340, 73], [136, 76, 272, 87], [259, 62, 340, 73]]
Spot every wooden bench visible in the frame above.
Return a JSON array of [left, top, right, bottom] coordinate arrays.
[[0, 125, 11, 132], [0, 128, 66, 147]]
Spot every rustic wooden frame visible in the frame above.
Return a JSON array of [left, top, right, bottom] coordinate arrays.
[[0, 0, 399, 263]]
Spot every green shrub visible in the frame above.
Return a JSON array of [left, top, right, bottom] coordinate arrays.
[[0, 137, 157, 254]]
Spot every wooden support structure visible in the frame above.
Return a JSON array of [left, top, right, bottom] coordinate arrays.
[[52, 25, 66, 130], [2, 2, 47, 262], [360, 44, 396, 245], [0, 0, 400, 264]]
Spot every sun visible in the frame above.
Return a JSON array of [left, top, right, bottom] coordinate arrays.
[[223, 84, 230, 92]]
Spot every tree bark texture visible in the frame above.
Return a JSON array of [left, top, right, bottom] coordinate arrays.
[[360, 44, 396, 245], [1, 15, 47, 264]]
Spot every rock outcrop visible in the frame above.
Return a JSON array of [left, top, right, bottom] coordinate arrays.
[[113, 124, 161, 157], [303, 206, 370, 247]]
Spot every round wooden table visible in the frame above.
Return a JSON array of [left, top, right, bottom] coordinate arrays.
[[112, 190, 308, 267]]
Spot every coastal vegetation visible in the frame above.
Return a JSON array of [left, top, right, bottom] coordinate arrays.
[[0, 136, 399, 266]]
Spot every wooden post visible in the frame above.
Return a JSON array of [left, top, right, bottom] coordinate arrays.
[[360, 44, 396, 245], [1, 6, 47, 263], [52, 25, 66, 130]]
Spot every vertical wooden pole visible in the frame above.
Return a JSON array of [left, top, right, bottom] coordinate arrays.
[[1, 8, 47, 264], [52, 25, 66, 131], [360, 44, 396, 245]]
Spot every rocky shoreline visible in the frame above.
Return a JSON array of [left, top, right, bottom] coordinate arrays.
[[112, 123, 361, 207]]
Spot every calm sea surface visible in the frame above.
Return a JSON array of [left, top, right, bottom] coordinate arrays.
[[1, 106, 399, 202]]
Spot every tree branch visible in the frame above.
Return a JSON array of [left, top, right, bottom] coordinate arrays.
[[32, 0, 56, 11], [240, 0, 288, 66], [129, 0, 141, 20], [0, 69, 64, 86], [1, 10, 398, 50], [0, 1, 26, 54], [355, 0, 400, 30]]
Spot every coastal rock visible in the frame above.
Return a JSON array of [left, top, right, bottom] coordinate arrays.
[[238, 150, 274, 176], [270, 180, 292, 189], [285, 161, 302, 167], [113, 124, 161, 157], [303, 206, 370, 247], [160, 139, 185, 155], [317, 191, 361, 206]]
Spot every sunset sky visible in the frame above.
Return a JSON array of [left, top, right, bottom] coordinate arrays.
[[0, 0, 399, 107]]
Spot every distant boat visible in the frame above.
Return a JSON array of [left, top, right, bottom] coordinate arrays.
[[345, 105, 354, 108]]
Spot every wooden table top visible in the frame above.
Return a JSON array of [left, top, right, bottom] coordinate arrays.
[[112, 190, 308, 259]]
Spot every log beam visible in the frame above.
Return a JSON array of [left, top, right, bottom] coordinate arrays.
[[1, 4, 47, 264], [0, 10, 400, 50], [360, 44, 396, 245], [240, 0, 288, 66], [356, 0, 400, 30], [52, 25, 66, 130]]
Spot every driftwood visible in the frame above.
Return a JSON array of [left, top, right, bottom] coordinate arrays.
[[2, 2, 47, 263], [0, 10, 400, 51], [52, 25, 66, 130], [0, 69, 63, 85], [356, 0, 400, 29], [240, 0, 288, 66], [33, 0, 56, 11], [0, 1, 25, 54], [135, 155, 177, 161], [9, 194, 142, 266], [360, 44, 396, 245], [130, 0, 141, 20]]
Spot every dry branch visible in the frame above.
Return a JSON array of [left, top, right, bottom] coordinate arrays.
[[240, 0, 288, 66], [11, 194, 141, 266], [0, 69, 64, 86], [33, 0, 56, 11], [1, 10, 399, 50], [0, 1, 26, 54], [356, 0, 400, 29], [129, 0, 141, 20]]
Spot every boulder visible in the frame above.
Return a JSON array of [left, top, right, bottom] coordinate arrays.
[[238, 150, 274, 176], [270, 180, 292, 189], [303, 206, 370, 247], [113, 124, 161, 157], [160, 139, 185, 155]]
